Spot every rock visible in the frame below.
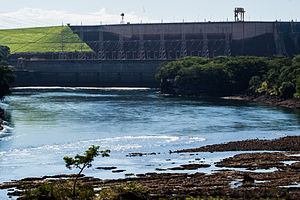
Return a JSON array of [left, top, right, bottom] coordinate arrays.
[[126, 152, 156, 157], [96, 166, 117, 170], [113, 191, 145, 200], [112, 170, 126, 173], [168, 164, 211, 170], [174, 136, 300, 153]]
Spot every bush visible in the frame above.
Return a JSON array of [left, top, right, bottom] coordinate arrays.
[[0, 45, 10, 66], [156, 55, 300, 98], [0, 66, 14, 99], [295, 75, 300, 98], [249, 76, 261, 92], [96, 182, 150, 200], [24, 181, 95, 200], [279, 82, 296, 99], [0, 46, 14, 99]]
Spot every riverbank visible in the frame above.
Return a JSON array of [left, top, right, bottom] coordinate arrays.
[[173, 136, 300, 153], [222, 94, 300, 109], [1, 136, 300, 199]]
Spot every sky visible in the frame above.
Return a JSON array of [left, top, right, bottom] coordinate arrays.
[[0, 0, 299, 29]]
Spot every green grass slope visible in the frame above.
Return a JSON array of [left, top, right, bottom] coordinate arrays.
[[0, 26, 92, 53]]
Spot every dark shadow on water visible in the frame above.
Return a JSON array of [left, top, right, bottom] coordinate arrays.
[[162, 95, 300, 124]]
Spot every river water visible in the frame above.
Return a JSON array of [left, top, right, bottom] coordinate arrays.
[[0, 87, 299, 195]]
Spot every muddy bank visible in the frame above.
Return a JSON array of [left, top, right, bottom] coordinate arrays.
[[174, 136, 300, 153], [222, 94, 300, 109]]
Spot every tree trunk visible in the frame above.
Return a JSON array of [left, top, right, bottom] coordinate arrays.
[[72, 165, 86, 200]]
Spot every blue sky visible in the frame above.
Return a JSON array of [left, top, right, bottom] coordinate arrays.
[[0, 0, 299, 29]]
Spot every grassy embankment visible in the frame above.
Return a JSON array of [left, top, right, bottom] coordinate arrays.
[[0, 26, 92, 53]]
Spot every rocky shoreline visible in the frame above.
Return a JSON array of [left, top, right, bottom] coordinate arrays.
[[222, 94, 300, 109], [1, 136, 300, 199], [173, 136, 300, 153], [160, 91, 300, 110]]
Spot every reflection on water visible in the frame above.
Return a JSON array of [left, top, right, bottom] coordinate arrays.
[[0, 87, 299, 188]]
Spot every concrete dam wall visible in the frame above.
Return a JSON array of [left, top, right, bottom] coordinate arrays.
[[12, 21, 300, 87], [13, 60, 163, 87], [70, 21, 300, 59]]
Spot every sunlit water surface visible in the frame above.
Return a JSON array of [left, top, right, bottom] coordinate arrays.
[[0, 87, 299, 197]]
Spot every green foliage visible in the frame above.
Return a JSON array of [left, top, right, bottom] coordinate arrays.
[[249, 76, 262, 92], [96, 182, 150, 200], [64, 146, 110, 170], [279, 82, 296, 99], [156, 55, 300, 98], [224, 56, 269, 92], [0, 46, 14, 99], [0, 26, 92, 53], [185, 197, 233, 200], [63, 145, 110, 199], [295, 75, 300, 98], [155, 56, 209, 81], [0, 45, 10, 65], [0, 65, 14, 99], [24, 181, 95, 200]]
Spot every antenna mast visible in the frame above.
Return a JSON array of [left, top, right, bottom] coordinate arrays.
[[120, 13, 125, 24]]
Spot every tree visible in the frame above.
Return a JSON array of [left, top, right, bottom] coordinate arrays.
[[279, 81, 296, 99], [0, 45, 10, 66], [0, 46, 14, 99], [156, 55, 300, 98], [249, 76, 262, 92], [63, 145, 110, 199]]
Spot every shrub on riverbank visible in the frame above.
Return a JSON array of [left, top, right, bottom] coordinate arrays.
[[0, 45, 14, 99], [24, 181, 95, 200], [156, 55, 300, 98]]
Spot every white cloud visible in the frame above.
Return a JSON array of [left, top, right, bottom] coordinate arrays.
[[0, 8, 158, 29]]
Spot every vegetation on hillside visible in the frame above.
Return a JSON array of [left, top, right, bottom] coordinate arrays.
[[0, 46, 14, 99], [156, 56, 300, 99], [0, 26, 92, 53]]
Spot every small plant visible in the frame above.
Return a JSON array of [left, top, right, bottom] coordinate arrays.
[[63, 145, 110, 199], [23, 181, 95, 200], [96, 182, 150, 200]]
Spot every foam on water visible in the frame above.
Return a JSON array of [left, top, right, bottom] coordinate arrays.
[[287, 154, 300, 157], [282, 161, 298, 165], [280, 183, 300, 188], [13, 86, 151, 90], [272, 132, 288, 136], [0, 121, 14, 141], [230, 179, 243, 189], [0, 135, 206, 157]]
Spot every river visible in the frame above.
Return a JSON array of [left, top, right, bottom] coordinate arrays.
[[0, 87, 299, 197]]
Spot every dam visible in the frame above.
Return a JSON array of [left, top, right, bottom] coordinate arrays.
[[12, 21, 300, 87]]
